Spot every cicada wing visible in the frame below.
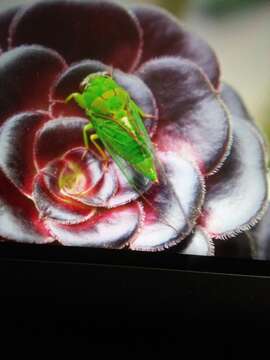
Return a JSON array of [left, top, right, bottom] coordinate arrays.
[[102, 137, 188, 235], [127, 100, 167, 177], [100, 136, 151, 195], [126, 100, 155, 153], [96, 111, 191, 235], [127, 100, 193, 234]]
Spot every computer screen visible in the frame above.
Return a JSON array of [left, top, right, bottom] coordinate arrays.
[[0, 0, 269, 266]]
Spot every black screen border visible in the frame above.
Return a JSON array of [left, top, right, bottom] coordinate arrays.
[[0, 241, 270, 277]]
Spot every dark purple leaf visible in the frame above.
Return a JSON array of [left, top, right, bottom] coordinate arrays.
[[10, 0, 142, 72], [0, 171, 52, 243], [132, 5, 220, 87], [33, 167, 95, 225], [221, 82, 266, 145], [200, 116, 268, 238], [252, 204, 270, 260], [52, 60, 107, 101], [130, 152, 204, 251], [137, 57, 231, 175], [179, 226, 214, 256], [34, 117, 87, 169], [0, 111, 49, 196], [46, 202, 143, 248], [221, 83, 252, 121], [0, 5, 21, 50], [106, 161, 151, 208], [0, 45, 66, 125]]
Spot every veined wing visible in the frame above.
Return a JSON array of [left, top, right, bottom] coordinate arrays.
[[125, 99, 156, 155], [125, 100, 192, 232], [101, 134, 180, 234], [99, 134, 151, 196], [126, 99, 169, 180], [98, 116, 189, 235], [94, 116, 150, 165]]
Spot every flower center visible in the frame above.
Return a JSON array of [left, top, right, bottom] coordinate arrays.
[[58, 161, 87, 195]]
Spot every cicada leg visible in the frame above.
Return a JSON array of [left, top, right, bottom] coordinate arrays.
[[141, 113, 158, 120], [82, 125, 108, 169], [83, 123, 93, 148], [65, 92, 86, 109], [90, 133, 109, 170], [82, 122, 94, 160], [107, 66, 114, 77], [130, 100, 158, 120]]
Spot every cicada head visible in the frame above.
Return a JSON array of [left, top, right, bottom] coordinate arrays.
[[79, 71, 121, 112], [80, 71, 111, 91]]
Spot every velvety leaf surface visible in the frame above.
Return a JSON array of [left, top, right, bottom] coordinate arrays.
[[0, 5, 20, 50], [51, 60, 106, 118], [106, 162, 151, 208], [137, 57, 231, 175], [60, 148, 104, 193], [0, 112, 49, 196], [0, 171, 52, 243], [179, 227, 214, 256], [0, 45, 66, 125], [130, 152, 204, 251], [53, 60, 107, 98], [221, 82, 266, 146], [59, 148, 117, 207], [132, 5, 220, 87], [73, 162, 117, 207], [221, 83, 252, 120], [34, 117, 87, 169], [200, 116, 268, 239], [46, 202, 142, 248], [252, 204, 270, 260], [10, 0, 142, 72]]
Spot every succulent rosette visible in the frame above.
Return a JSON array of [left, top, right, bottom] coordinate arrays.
[[0, 0, 267, 256]]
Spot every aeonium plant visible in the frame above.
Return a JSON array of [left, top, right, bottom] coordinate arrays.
[[0, 0, 267, 257]]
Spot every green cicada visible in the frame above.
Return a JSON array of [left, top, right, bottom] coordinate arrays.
[[66, 71, 159, 184]]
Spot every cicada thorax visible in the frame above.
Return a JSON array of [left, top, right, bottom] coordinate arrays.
[[83, 75, 124, 113]]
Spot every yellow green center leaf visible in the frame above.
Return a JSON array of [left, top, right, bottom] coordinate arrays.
[[58, 161, 87, 195]]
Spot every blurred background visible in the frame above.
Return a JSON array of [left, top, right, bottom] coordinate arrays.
[[1, 0, 270, 141]]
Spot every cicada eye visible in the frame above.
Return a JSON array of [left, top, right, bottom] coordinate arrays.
[[80, 74, 92, 90], [79, 81, 86, 91], [105, 66, 113, 78], [99, 70, 113, 79]]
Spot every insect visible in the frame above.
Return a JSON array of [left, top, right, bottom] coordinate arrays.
[[66, 71, 159, 184], [66, 71, 189, 236]]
